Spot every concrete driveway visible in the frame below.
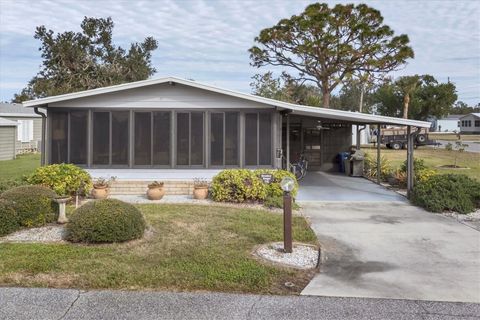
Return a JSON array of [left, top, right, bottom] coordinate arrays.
[[300, 201, 480, 303]]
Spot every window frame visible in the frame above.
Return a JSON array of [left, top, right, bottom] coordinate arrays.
[[208, 111, 240, 168], [243, 111, 273, 168], [175, 111, 205, 168]]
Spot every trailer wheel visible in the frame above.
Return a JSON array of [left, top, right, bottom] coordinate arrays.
[[416, 134, 427, 143], [386, 143, 391, 149], [392, 142, 402, 150]]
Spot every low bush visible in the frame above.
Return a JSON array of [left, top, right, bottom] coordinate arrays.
[[0, 199, 19, 237], [411, 174, 480, 214], [364, 153, 391, 181], [0, 185, 57, 227], [66, 199, 146, 243], [210, 169, 298, 203], [0, 179, 30, 194], [263, 195, 300, 210], [27, 163, 92, 196]]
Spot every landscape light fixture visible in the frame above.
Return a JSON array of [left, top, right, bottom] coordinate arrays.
[[280, 177, 294, 253]]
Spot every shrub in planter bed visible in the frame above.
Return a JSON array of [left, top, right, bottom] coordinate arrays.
[[27, 163, 92, 196], [411, 174, 480, 214], [210, 169, 297, 203], [0, 199, 19, 237], [0, 179, 29, 194], [0, 185, 57, 227], [66, 199, 146, 243]]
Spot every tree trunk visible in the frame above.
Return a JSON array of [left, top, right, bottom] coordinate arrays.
[[403, 94, 410, 119], [322, 90, 330, 108]]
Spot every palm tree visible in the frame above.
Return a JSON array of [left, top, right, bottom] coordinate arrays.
[[396, 75, 422, 119]]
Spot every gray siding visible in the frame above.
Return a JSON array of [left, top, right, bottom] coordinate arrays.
[[48, 83, 276, 110], [0, 126, 16, 160], [0, 116, 42, 153]]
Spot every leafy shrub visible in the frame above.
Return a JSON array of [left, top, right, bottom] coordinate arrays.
[[0, 185, 57, 227], [210, 169, 298, 203], [253, 169, 298, 198], [364, 153, 391, 181], [66, 199, 146, 243], [398, 158, 436, 185], [400, 158, 427, 173], [411, 174, 480, 214], [0, 199, 19, 237], [0, 179, 30, 194], [27, 164, 92, 196]]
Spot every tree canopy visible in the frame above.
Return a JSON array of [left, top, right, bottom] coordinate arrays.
[[374, 75, 457, 120], [13, 17, 158, 102], [249, 2, 414, 108]]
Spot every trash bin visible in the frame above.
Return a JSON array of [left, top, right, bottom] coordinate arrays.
[[350, 150, 365, 177], [338, 152, 350, 173]]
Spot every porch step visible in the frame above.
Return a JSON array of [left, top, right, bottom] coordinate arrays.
[[109, 180, 195, 195]]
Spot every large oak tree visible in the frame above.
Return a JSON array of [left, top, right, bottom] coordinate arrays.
[[249, 3, 414, 108], [13, 17, 158, 102]]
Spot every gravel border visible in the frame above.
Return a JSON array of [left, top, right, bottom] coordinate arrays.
[[254, 242, 319, 269], [0, 225, 66, 243]]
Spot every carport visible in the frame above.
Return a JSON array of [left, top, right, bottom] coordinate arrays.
[[278, 104, 431, 197]]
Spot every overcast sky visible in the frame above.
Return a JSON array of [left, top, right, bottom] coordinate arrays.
[[0, 0, 479, 104]]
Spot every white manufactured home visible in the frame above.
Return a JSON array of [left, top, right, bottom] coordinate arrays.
[[459, 113, 480, 134]]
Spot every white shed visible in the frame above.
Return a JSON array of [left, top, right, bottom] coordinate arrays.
[[459, 113, 480, 134], [0, 117, 18, 160]]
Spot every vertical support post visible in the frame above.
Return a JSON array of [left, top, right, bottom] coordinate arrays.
[[356, 125, 361, 150], [286, 114, 290, 169], [407, 126, 415, 198], [283, 191, 292, 253], [377, 125, 381, 184]]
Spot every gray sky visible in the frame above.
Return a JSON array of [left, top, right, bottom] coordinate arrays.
[[0, 0, 479, 104]]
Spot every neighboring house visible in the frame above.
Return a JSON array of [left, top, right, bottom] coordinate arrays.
[[23, 77, 429, 172], [459, 113, 480, 134], [0, 102, 42, 154], [431, 114, 461, 132], [0, 117, 18, 160]]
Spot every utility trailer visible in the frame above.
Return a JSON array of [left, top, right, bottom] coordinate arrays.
[[378, 127, 437, 150]]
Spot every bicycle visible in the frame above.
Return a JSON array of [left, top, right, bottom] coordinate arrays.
[[282, 152, 309, 181]]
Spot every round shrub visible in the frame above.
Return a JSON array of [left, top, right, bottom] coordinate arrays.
[[66, 199, 146, 243], [412, 174, 480, 214], [0, 199, 19, 237], [210, 169, 267, 203], [27, 163, 92, 196], [254, 169, 298, 198], [0, 185, 57, 227]]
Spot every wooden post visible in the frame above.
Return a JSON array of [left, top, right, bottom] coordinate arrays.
[[377, 125, 381, 184], [407, 126, 415, 198], [283, 191, 292, 253]]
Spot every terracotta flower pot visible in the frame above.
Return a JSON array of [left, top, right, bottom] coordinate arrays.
[[91, 186, 109, 199], [193, 186, 208, 200], [147, 187, 165, 200]]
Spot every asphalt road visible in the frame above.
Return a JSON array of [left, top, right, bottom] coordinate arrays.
[[432, 140, 480, 153], [0, 287, 479, 320]]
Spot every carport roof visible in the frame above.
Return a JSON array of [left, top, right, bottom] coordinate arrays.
[[23, 76, 430, 128]]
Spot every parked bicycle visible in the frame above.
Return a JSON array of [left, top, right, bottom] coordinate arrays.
[[283, 152, 309, 181]]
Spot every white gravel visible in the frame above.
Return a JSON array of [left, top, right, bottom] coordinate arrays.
[[0, 225, 66, 243], [255, 242, 319, 269], [442, 208, 480, 230]]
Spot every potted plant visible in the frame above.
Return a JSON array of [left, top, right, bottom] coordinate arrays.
[[193, 178, 209, 200], [147, 181, 165, 200], [91, 177, 115, 199]]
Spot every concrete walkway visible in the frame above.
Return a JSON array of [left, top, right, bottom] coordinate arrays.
[[1, 287, 479, 320], [300, 201, 480, 303], [297, 172, 406, 202]]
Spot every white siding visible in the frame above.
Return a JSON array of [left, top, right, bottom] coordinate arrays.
[[459, 115, 480, 133], [0, 126, 16, 160], [49, 83, 274, 110]]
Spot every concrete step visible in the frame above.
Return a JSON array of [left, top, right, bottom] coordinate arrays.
[[109, 180, 195, 195]]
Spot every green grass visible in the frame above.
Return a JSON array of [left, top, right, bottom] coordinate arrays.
[[0, 153, 40, 181], [0, 204, 317, 294], [365, 147, 480, 181], [429, 133, 480, 141]]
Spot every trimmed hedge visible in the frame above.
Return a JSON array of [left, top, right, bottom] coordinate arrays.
[[411, 174, 480, 214], [0, 179, 30, 194], [210, 169, 298, 203], [0, 185, 57, 227], [27, 163, 92, 196], [0, 199, 19, 237], [66, 199, 146, 243]]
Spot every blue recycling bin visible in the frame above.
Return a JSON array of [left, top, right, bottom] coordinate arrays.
[[338, 152, 350, 173]]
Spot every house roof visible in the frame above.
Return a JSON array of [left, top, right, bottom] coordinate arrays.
[[23, 76, 431, 128], [460, 113, 480, 119], [0, 102, 41, 118], [0, 117, 19, 127], [440, 114, 462, 120]]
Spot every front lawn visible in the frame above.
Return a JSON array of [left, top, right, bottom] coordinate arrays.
[[0, 204, 317, 294], [0, 153, 40, 181], [366, 147, 480, 181]]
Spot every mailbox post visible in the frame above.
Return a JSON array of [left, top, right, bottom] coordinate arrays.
[[280, 177, 295, 253]]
